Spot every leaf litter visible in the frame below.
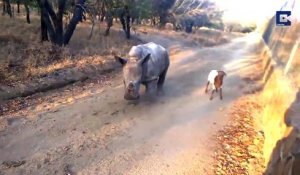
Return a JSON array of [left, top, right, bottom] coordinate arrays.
[[213, 96, 265, 175]]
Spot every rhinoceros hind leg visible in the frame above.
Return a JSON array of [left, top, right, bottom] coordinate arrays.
[[157, 68, 168, 94]]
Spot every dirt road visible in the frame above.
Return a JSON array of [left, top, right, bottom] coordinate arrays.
[[0, 31, 261, 175]]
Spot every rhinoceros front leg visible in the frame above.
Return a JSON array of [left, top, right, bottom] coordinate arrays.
[[146, 81, 157, 96]]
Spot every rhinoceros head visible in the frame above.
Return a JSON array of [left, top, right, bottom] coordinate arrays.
[[115, 49, 151, 100]]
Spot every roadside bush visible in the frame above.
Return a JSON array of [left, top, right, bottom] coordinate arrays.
[[225, 22, 257, 33]]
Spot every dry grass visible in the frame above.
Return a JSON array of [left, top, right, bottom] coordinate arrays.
[[0, 12, 231, 86], [68, 22, 138, 56], [257, 19, 300, 166], [192, 28, 230, 47], [258, 31, 299, 167], [0, 14, 138, 85], [258, 39, 298, 169], [259, 69, 297, 165]]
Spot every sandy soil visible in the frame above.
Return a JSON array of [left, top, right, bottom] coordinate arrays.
[[0, 31, 262, 175]]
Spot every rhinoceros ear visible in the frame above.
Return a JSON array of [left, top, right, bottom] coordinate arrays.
[[139, 53, 151, 65], [115, 56, 127, 66]]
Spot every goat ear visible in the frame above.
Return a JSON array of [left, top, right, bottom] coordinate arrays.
[[140, 53, 151, 65], [220, 71, 227, 76], [115, 56, 127, 65]]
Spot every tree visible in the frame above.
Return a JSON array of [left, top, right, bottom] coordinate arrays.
[[24, 0, 30, 23], [64, 0, 87, 45], [171, 0, 224, 33], [119, 5, 130, 39], [40, 6, 48, 41], [102, 0, 132, 39], [10, 0, 37, 23], [130, 0, 153, 25], [36, 0, 86, 46], [152, 0, 176, 27], [16, 0, 20, 13], [3, 0, 12, 17], [2, 0, 5, 15]]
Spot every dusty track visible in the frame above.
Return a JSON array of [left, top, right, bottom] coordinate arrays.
[[0, 31, 261, 175]]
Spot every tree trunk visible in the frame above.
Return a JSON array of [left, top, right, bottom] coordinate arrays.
[[41, 10, 48, 41], [37, 0, 84, 46], [16, 0, 20, 13], [54, 0, 65, 46], [185, 23, 193, 33], [2, 0, 5, 15], [151, 17, 156, 26], [37, 0, 56, 43], [24, 3, 30, 24], [159, 13, 167, 28], [5, 0, 12, 17], [38, 0, 64, 45], [42, 12, 57, 43], [125, 15, 131, 39], [100, 0, 105, 22], [100, 15, 105, 22], [39, 3, 48, 41], [119, 6, 131, 39], [11, 4, 13, 17], [120, 17, 126, 32], [64, 0, 86, 45], [104, 9, 113, 36], [104, 18, 112, 36]]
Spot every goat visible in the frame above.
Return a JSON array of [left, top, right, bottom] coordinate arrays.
[[205, 70, 227, 100]]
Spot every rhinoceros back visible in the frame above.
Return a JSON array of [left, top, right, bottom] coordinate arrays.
[[138, 42, 169, 81]]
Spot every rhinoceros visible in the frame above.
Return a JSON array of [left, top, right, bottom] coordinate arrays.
[[115, 42, 170, 100]]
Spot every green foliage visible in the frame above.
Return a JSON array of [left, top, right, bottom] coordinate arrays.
[[225, 22, 257, 33], [208, 22, 224, 30], [6, 0, 225, 32], [10, 0, 38, 8], [130, 0, 153, 19], [171, 0, 224, 30]]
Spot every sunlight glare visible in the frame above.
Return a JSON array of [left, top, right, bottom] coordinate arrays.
[[212, 0, 287, 25]]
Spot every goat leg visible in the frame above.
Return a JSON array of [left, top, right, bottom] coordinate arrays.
[[220, 88, 223, 100], [205, 81, 209, 93], [210, 89, 214, 100]]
